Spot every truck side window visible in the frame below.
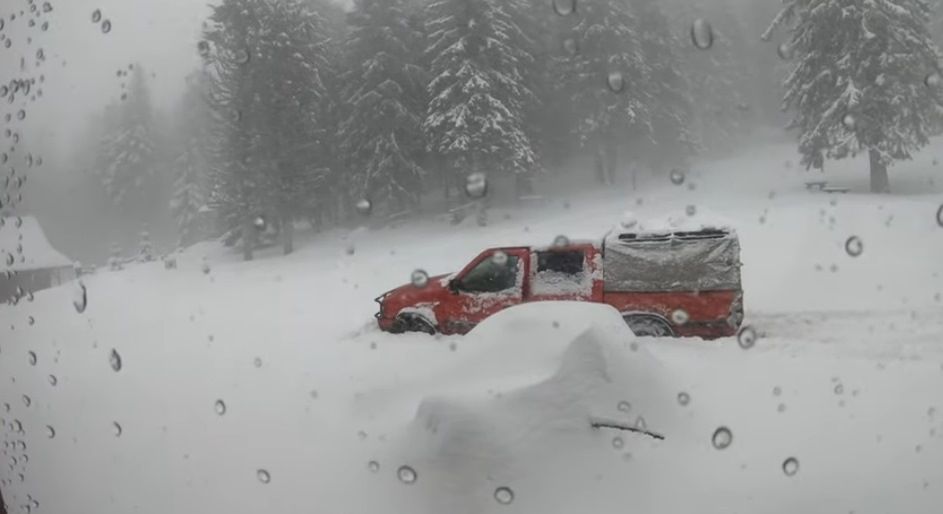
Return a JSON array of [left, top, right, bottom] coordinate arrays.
[[460, 255, 520, 293], [532, 250, 589, 296]]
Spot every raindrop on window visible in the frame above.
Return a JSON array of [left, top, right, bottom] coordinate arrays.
[[253, 216, 266, 230], [842, 114, 856, 130], [607, 71, 625, 93], [22, 395, 30, 408], [397, 465, 417, 484], [685, 205, 697, 217], [777, 403, 787, 413], [669, 169, 685, 186], [197, 40, 211, 58], [834, 383, 844, 395], [28, 351, 37, 366], [935, 204, 942, 228], [773, 386, 782, 396], [72, 281, 87, 313], [214, 399, 226, 416], [27, 316, 34, 326], [494, 486, 515, 505], [553, 235, 570, 247], [562, 37, 578, 56], [552, 0, 576, 17], [367, 460, 380, 473], [255, 469, 270, 484], [45, 426, 54, 439], [491, 251, 508, 266], [711, 426, 733, 450], [677, 392, 690, 406], [253, 357, 263, 368], [41, 21, 48, 32], [690, 19, 714, 50], [202, 260, 211, 275], [234, 49, 250, 65], [112, 421, 122, 437], [844, 236, 863, 257], [16, 110, 24, 121], [411, 269, 429, 288], [355, 198, 372, 216], [109, 349, 122, 372], [464, 172, 487, 198], [737, 326, 757, 349], [48, 374, 56, 386], [777, 43, 793, 60], [42, 2, 52, 13], [926, 73, 941, 89], [101, 19, 111, 34], [617, 400, 631, 413], [611, 436, 624, 449], [671, 309, 689, 325], [782, 457, 800, 476]]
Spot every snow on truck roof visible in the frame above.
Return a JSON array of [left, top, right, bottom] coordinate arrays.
[[0, 216, 73, 272]]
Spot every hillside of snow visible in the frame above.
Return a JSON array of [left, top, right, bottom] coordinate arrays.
[[2, 138, 943, 514]]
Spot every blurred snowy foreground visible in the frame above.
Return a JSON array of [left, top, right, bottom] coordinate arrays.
[[2, 139, 943, 514]]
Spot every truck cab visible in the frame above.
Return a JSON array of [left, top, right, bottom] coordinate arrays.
[[376, 228, 742, 340]]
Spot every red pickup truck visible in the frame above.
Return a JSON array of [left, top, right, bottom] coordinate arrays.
[[375, 226, 743, 339]]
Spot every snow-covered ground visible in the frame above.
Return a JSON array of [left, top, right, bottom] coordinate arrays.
[[2, 138, 943, 514]]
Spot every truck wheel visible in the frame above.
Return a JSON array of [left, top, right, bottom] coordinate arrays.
[[393, 314, 437, 335], [624, 315, 674, 338]]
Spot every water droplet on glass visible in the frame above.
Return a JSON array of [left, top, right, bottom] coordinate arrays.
[[235, 49, 250, 65], [777, 43, 793, 60], [494, 486, 515, 505], [256, 469, 270, 483], [685, 205, 697, 217], [42, 2, 52, 13], [778, 402, 787, 413], [16, 110, 24, 121], [41, 21, 48, 32], [411, 269, 429, 288], [834, 383, 844, 395], [27, 316, 34, 326], [935, 204, 942, 228], [491, 251, 508, 266], [552, 0, 576, 16], [464, 172, 487, 198], [253, 357, 263, 368], [712, 426, 733, 450], [73, 281, 87, 313], [109, 348, 122, 372], [669, 169, 685, 186], [22, 395, 30, 407], [844, 236, 863, 257], [202, 261, 212, 275], [197, 40, 211, 58], [112, 421, 122, 437], [926, 73, 941, 88], [562, 37, 578, 56], [397, 465, 417, 484], [253, 216, 266, 230], [214, 399, 226, 416], [355, 198, 372, 216], [617, 400, 631, 413], [45, 426, 54, 439], [690, 19, 714, 50], [842, 114, 856, 130], [101, 20, 111, 34], [677, 392, 690, 406], [367, 460, 380, 473], [553, 235, 570, 247], [611, 436, 624, 449], [48, 374, 57, 386], [737, 326, 757, 349], [27, 351, 36, 366], [773, 386, 782, 396], [607, 71, 625, 93], [782, 457, 799, 476], [671, 309, 689, 325]]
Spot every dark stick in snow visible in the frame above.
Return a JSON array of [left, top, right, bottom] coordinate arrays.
[[589, 416, 666, 441]]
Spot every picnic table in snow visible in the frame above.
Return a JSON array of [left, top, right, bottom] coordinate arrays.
[[805, 181, 850, 194]]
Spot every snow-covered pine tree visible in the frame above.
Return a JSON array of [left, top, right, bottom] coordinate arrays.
[[557, 0, 646, 185], [765, 0, 943, 193], [170, 71, 211, 248], [138, 229, 154, 262], [341, 0, 427, 214], [422, 0, 538, 189], [97, 64, 158, 210], [629, 0, 696, 177]]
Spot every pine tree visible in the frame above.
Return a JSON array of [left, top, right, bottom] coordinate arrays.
[[97, 64, 158, 210], [341, 0, 427, 213], [170, 71, 211, 247], [765, 0, 943, 193], [422, 0, 538, 187], [557, 0, 646, 185]]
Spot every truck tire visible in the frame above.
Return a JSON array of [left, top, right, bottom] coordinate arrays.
[[624, 315, 674, 338], [392, 314, 437, 335]]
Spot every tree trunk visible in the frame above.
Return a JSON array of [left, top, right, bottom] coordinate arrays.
[[241, 216, 254, 261], [594, 145, 606, 184], [281, 213, 294, 255], [605, 139, 619, 185], [869, 149, 890, 194]]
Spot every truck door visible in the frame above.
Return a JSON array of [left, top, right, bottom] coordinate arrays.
[[443, 248, 527, 333], [527, 246, 599, 303]]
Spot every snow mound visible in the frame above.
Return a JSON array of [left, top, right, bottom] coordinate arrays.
[[629, 207, 739, 234]]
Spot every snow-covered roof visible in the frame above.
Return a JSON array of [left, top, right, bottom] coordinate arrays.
[[0, 216, 73, 272]]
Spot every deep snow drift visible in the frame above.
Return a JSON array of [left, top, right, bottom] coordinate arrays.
[[1, 138, 943, 514]]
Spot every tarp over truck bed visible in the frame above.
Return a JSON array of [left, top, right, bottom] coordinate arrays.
[[603, 228, 741, 293]]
